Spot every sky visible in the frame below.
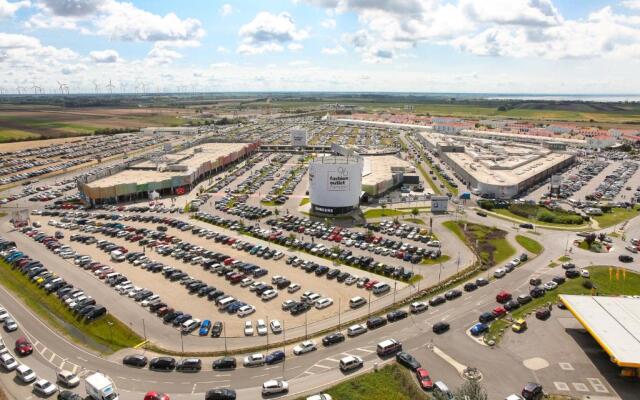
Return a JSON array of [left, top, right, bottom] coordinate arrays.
[[2, 0, 640, 94]]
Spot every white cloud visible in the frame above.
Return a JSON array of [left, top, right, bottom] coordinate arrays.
[[289, 60, 310, 66], [320, 18, 336, 29], [217, 46, 228, 53], [145, 45, 182, 65], [89, 49, 120, 63], [622, 0, 640, 9], [0, 0, 30, 19], [322, 44, 345, 54], [219, 3, 232, 16], [304, 0, 640, 62], [237, 11, 308, 54], [288, 42, 303, 51], [28, 0, 205, 45], [210, 62, 233, 68]]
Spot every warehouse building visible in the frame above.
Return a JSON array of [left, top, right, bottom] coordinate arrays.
[[417, 131, 575, 199], [361, 155, 416, 197], [79, 142, 259, 205]]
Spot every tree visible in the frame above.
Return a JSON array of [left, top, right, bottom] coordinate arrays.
[[380, 203, 387, 216], [274, 208, 280, 217], [411, 208, 419, 217], [455, 380, 488, 400], [584, 233, 597, 247]]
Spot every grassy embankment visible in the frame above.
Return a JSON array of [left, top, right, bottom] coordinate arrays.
[[0, 260, 142, 353], [515, 235, 543, 255], [294, 364, 429, 400], [443, 220, 515, 266], [485, 266, 640, 340]]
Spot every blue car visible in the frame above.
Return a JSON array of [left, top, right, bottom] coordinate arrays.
[[226, 301, 246, 314], [199, 320, 211, 336], [470, 323, 488, 336], [265, 350, 285, 365]]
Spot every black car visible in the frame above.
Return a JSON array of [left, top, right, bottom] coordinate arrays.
[[149, 357, 176, 371], [504, 300, 520, 311], [366, 316, 387, 329], [619, 255, 633, 263], [463, 282, 478, 292], [519, 223, 534, 229], [211, 321, 223, 338], [429, 296, 446, 306], [57, 391, 84, 400], [529, 278, 542, 286], [478, 311, 495, 324], [535, 309, 551, 320], [475, 278, 489, 287], [552, 276, 566, 285], [322, 332, 345, 346], [205, 388, 237, 400], [432, 321, 450, 334], [396, 351, 421, 371], [444, 289, 462, 300], [561, 263, 576, 270], [522, 382, 544, 400], [176, 358, 202, 372], [565, 269, 580, 278], [212, 357, 236, 370], [530, 286, 545, 298], [290, 302, 311, 315], [387, 309, 408, 322]]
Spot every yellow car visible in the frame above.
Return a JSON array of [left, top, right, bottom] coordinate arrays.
[[512, 319, 527, 333]]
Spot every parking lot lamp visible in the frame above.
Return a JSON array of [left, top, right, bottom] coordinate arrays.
[[266, 315, 269, 351], [223, 323, 228, 355], [107, 321, 114, 346]]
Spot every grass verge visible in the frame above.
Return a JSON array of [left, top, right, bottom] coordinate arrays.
[[421, 255, 451, 265], [515, 235, 543, 255], [0, 260, 142, 353], [299, 197, 310, 206], [485, 266, 640, 342], [491, 209, 590, 230], [363, 208, 408, 219], [443, 220, 515, 266], [294, 364, 429, 400], [592, 206, 640, 229]]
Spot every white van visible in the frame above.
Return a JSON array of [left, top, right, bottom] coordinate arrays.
[[349, 296, 366, 309], [110, 250, 125, 262], [217, 297, 236, 310], [372, 283, 391, 295], [433, 381, 454, 399], [376, 338, 402, 356], [339, 355, 363, 372]]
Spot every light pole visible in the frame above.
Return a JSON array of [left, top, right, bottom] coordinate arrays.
[[107, 321, 114, 346], [304, 311, 308, 340], [393, 280, 397, 304], [266, 315, 269, 351], [223, 323, 228, 355], [368, 290, 371, 316], [337, 298, 341, 331], [142, 319, 147, 342], [282, 320, 286, 379], [179, 330, 184, 358]]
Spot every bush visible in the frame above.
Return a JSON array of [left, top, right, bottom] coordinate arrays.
[[583, 279, 593, 289]]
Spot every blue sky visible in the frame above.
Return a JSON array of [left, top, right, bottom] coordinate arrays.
[[1, 0, 640, 93]]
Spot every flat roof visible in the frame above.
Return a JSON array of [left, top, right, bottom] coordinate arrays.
[[87, 142, 249, 188], [560, 294, 640, 368], [362, 155, 414, 186]]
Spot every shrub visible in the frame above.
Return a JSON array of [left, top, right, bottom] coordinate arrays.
[[583, 279, 593, 289]]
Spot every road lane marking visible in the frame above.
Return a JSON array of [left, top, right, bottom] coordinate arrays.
[[573, 383, 589, 392], [356, 347, 374, 353], [311, 364, 332, 370], [559, 362, 574, 370], [554, 382, 569, 391], [586, 378, 608, 393], [325, 358, 339, 363], [48, 353, 56, 363]]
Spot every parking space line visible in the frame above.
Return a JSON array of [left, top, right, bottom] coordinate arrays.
[[325, 358, 339, 363], [355, 347, 374, 353], [48, 353, 56, 363], [554, 382, 570, 391], [559, 362, 574, 371], [311, 364, 332, 370], [586, 378, 608, 393], [572, 382, 589, 392]]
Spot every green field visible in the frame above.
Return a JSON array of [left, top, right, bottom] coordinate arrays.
[[0, 260, 142, 353], [515, 235, 543, 255], [486, 266, 640, 340], [0, 129, 40, 142], [295, 364, 429, 400], [492, 209, 590, 229], [443, 220, 515, 266], [592, 207, 640, 228], [363, 208, 408, 219], [299, 197, 310, 206]]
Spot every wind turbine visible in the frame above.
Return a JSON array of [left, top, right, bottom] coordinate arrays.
[[120, 82, 127, 94], [92, 80, 100, 94], [32, 83, 42, 95], [57, 81, 69, 95], [106, 79, 115, 94]]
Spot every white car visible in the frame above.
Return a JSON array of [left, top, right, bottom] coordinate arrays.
[[347, 324, 368, 337], [282, 299, 296, 310], [244, 321, 254, 336], [261, 289, 278, 301], [237, 305, 256, 317], [262, 379, 289, 395], [240, 277, 254, 287], [493, 268, 507, 278], [410, 301, 428, 313], [307, 394, 333, 400], [293, 340, 317, 355], [0, 353, 18, 371], [56, 370, 80, 387], [33, 379, 58, 396], [256, 319, 268, 336], [544, 281, 558, 290], [16, 364, 37, 383], [270, 319, 282, 334], [581, 269, 590, 278], [243, 353, 265, 367], [0, 308, 9, 322], [287, 283, 301, 293], [315, 297, 333, 310], [4, 317, 18, 332]]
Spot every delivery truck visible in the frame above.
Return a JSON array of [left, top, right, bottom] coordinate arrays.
[[85, 372, 119, 400]]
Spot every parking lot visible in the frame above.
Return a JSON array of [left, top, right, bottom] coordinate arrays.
[[28, 212, 403, 337]]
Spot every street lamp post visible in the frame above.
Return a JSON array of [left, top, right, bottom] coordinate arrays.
[[223, 323, 228, 355], [266, 315, 269, 351], [282, 320, 286, 379], [179, 330, 184, 358], [107, 321, 114, 346], [368, 290, 372, 316], [338, 298, 341, 331]]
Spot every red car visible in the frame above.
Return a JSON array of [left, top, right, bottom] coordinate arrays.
[[144, 392, 169, 400], [364, 280, 379, 290], [492, 306, 507, 317], [496, 290, 512, 303], [415, 368, 433, 390], [15, 337, 33, 356]]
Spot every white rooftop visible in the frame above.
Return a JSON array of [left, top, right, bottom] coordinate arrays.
[[560, 294, 640, 367]]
